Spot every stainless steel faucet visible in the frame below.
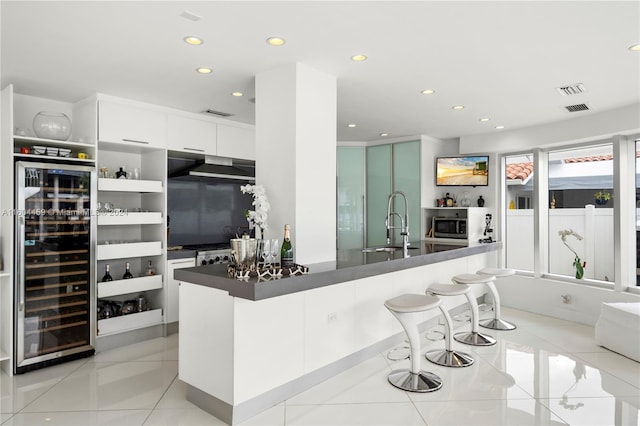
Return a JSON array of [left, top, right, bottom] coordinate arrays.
[[385, 191, 410, 257]]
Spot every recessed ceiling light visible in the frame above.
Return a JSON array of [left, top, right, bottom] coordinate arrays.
[[231, 92, 244, 97], [267, 37, 286, 46], [479, 117, 490, 122], [196, 67, 212, 74], [451, 105, 465, 110], [184, 36, 203, 45], [379, 133, 389, 137], [495, 125, 505, 130], [347, 123, 357, 128], [629, 44, 640, 51], [351, 54, 367, 62], [421, 89, 435, 95]]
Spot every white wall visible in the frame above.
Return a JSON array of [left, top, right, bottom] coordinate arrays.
[[459, 103, 640, 154]]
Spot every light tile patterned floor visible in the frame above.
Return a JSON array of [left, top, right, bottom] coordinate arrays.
[[1, 307, 638, 425]]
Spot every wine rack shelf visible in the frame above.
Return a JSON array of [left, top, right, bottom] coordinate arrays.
[[97, 308, 162, 336], [98, 178, 162, 193], [96, 241, 162, 260], [97, 212, 162, 226], [98, 274, 163, 298]]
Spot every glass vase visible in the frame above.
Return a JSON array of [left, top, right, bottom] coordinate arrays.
[[33, 111, 72, 141]]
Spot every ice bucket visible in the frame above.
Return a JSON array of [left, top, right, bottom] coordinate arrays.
[[230, 236, 257, 267]]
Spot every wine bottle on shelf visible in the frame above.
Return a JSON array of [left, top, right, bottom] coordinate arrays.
[[122, 262, 134, 279], [101, 264, 113, 282], [145, 260, 155, 276], [280, 224, 294, 268]]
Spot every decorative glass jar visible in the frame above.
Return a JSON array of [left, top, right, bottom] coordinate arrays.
[[33, 111, 72, 140], [460, 192, 471, 207]]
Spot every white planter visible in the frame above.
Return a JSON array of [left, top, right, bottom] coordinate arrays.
[[96, 241, 162, 260], [98, 274, 163, 298], [97, 308, 163, 336], [97, 212, 162, 226], [98, 178, 162, 193]]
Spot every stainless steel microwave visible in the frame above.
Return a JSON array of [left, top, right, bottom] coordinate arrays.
[[432, 217, 467, 239]]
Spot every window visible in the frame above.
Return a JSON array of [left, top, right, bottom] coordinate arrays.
[[505, 154, 534, 272], [547, 145, 614, 282]]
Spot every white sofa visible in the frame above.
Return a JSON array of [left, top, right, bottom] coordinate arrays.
[[595, 302, 640, 362]]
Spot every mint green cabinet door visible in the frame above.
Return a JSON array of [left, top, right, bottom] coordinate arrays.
[[393, 141, 421, 243], [337, 147, 365, 249], [366, 144, 392, 246]]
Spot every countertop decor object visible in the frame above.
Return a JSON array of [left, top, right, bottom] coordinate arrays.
[[240, 184, 270, 238], [33, 111, 72, 140], [477, 195, 485, 207]]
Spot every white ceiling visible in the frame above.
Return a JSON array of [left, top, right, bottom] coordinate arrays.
[[2, 1, 639, 142]]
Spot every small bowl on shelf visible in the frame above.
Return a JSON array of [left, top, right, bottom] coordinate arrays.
[[32, 145, 47, 155]]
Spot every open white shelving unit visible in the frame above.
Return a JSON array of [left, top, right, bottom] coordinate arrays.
[[95, 143, 166, 339]]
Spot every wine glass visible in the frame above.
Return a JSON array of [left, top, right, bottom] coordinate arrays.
[[261, 239, 271, 265], [271, 239, 280, 265]]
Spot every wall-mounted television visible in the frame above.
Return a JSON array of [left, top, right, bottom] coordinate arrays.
[[436, 156, 489, 186]]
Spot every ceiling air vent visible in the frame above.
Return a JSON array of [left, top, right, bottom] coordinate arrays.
[[557, 83, 586, 96], [564, 103, 589, 112], [203, 109, 234, 117]]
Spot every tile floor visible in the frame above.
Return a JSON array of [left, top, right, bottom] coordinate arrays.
[[1, 307, 639, 425]]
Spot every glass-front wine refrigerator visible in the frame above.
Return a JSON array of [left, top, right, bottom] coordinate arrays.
[[14, 161, 95, 373]]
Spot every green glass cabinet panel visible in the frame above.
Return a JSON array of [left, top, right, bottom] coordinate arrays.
[[392, 141, 421, 244], [366, 144, 392, 246], [337, 146, 365, 249]]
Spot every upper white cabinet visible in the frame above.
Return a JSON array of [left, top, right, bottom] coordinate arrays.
[[167, 114, 217, 154], [217, 125, 255, 161], [98, 100, 167, 148]]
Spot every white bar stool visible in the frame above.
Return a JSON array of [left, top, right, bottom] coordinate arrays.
[[468, 269, 517, 331], [424, 284, 475, 367], [440, 277, 497, 346], [384, 294, 443, 392]]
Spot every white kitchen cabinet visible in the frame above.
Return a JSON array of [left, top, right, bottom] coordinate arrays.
[[166, 258, 196, 326], [216, 124, 255, 160], [98, 100, 167, 148], [167, 114, 217, 154]]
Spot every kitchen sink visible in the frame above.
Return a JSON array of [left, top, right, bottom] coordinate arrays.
[[362, 245, 419, 253]]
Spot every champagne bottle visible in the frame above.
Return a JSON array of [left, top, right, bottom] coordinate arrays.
[[101, 264, 113, 282], [280, 224, 294, 268], [122, 262, 134, 279]]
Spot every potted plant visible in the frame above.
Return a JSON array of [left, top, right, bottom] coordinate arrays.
[[594, 190, 611, 205]]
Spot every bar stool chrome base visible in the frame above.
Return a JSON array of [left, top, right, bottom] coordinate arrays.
[[426, 349, 474, 367], [454, 331, 497, 346], [481, 318, 517, 331], [388, 369, 443, 392]]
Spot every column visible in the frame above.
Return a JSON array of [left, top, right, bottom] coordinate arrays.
[[255, 63, 337, 264]]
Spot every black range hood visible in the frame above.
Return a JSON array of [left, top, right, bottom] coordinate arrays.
[[168, 155, 255, 182]]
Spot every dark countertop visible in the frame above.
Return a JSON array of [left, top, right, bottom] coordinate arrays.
[[167, 249, 197, 260], [174, 240, 502, 301]]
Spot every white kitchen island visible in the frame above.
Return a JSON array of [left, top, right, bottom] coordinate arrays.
[[176, 241, 501, 424]]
